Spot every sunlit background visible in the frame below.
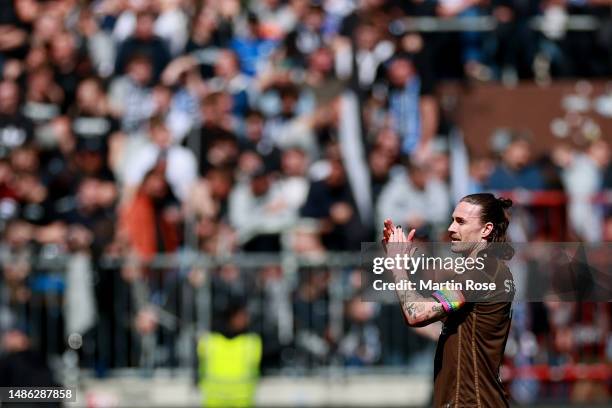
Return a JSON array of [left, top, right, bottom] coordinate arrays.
[[0, 0, 611, 406]]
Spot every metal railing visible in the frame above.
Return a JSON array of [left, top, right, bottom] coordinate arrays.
[[389, 15, 602, 34]]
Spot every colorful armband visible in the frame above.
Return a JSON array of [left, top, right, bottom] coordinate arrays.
[[431, 289, 466, 313]]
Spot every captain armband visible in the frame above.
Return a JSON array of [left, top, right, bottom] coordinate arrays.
[[431, 289, 466, 313]]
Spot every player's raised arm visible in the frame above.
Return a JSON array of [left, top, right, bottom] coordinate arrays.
[[383, 225, 463, 327]]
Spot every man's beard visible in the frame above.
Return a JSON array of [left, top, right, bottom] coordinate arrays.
[[450, 240, 478, 255]]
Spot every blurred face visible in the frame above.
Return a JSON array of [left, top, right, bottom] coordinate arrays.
[[214, 51, 239, 78], [356, 25, 378, 50], [229, 308, 249, 332], [280, 93, 298, 116], [25, 46, 47, 71], [194, 9, 217, 37], [135, 13, 155, 39], [77, 179, 99, 209], [430, 153, 449, 181], [6, 221, 33, 248], [75, 150, 103, 174], [34, 13, 62, 42], [207, 170, 233, 200], [551, 145, 574, 168], [587, 140, 610, 168], [0, 160, 13, 184], [304, 7, 323, 30], [14, 0, 39, 22], [281, 149, 306, 177], [2, 330, 30, 353], [503, 140, 531, 170], [326, 160, 345, 187], [153, 86, 172, 112], [28, 69, 55, 99], [143, 171, 168, 198], [51, 33, 76, 63], [369, 149, 391, 178], [348, 298, 375, 322], [76, 80, 103, 111], [375, 129, 400, 158], [408, 166, 427, 190], [470, 157, 494, 183], [150, 124, 172, 147], [207, 139, 238, 166], [388, 59, 415, 87], [250, 174, 270, 196], [245, 115, 264, 141], [0, 82, 19, 114], [308, 48, 333, 74], [447, 201, 491, 253], [127, 59, 153, 85], [10, 147, 38, 173]]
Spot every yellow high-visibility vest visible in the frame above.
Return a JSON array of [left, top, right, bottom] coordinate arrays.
[[197, 332, 262, 407]]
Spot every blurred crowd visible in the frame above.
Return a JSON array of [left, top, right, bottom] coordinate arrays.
[[0, 0, 611, 402]]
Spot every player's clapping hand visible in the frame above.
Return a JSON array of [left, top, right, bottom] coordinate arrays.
[[382, 219, 416, 257]]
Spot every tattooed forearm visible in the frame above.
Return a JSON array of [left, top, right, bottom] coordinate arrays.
[[404, 301, 417, 319], [431, 303, 444, 314], [397, 289, 447, 326]]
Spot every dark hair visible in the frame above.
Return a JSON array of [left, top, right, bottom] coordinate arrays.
[[461, 193, 514, 259], [460, 193, 512, 243]]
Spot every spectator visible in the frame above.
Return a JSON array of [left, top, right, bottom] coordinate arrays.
[[437, 0, 491, 80], [118, 163, 180, 262], [376, 158, 450, 238], [76, 8, 116, 78], [0, 0, 610, 389], [123, 116, 197, 203], [229, 164, 295, 252], [293, 267, 331, 367], [238, 109, 282, 174], [55, 177, 117, 256], [108, 54, 155, 135], [283, 4, 327, 67], [69, 78, 119, 144], [490, 0, 539, 81], [208, 50, 252, 116], [230, 12, 278, 77], [0, 0, 30, 60], [114, 10, 171, 82], [0, 328, 61, 408], [486, 131, 545, 190], [384, 54, 438, 159], [368, 147, 394, 202], [22, 65, 63, 134], [335, 20, 394, 89], [0, 81, 33, 158], [197, 297, 262, 407], [277, 147, 309, 212], [155, 0, 189, 57], [467, 155, 495, 194], [301, 157, 368, 250], [552, 141, 610, 242], [184, 7, 226, 57], [50, 31, 92, 112], [338, 297, 381, 366], [188, 103, 241, 176]]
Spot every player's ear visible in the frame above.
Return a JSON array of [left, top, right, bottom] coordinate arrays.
[[481, 222, 494, 239]]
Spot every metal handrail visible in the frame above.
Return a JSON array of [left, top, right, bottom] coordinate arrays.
[[390, 15, 601, 34]]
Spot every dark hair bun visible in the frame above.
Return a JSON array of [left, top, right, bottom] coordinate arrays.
[[497, 197, 513, 209]]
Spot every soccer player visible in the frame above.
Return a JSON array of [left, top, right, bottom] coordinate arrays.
[[382, 193, 515, 407]]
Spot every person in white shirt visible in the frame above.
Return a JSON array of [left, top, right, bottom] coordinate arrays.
[[122, 116, 197, 203], [377, 158, 450, 239]]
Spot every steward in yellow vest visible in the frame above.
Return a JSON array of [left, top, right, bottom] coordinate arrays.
[[198, 302, 262, 407]]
